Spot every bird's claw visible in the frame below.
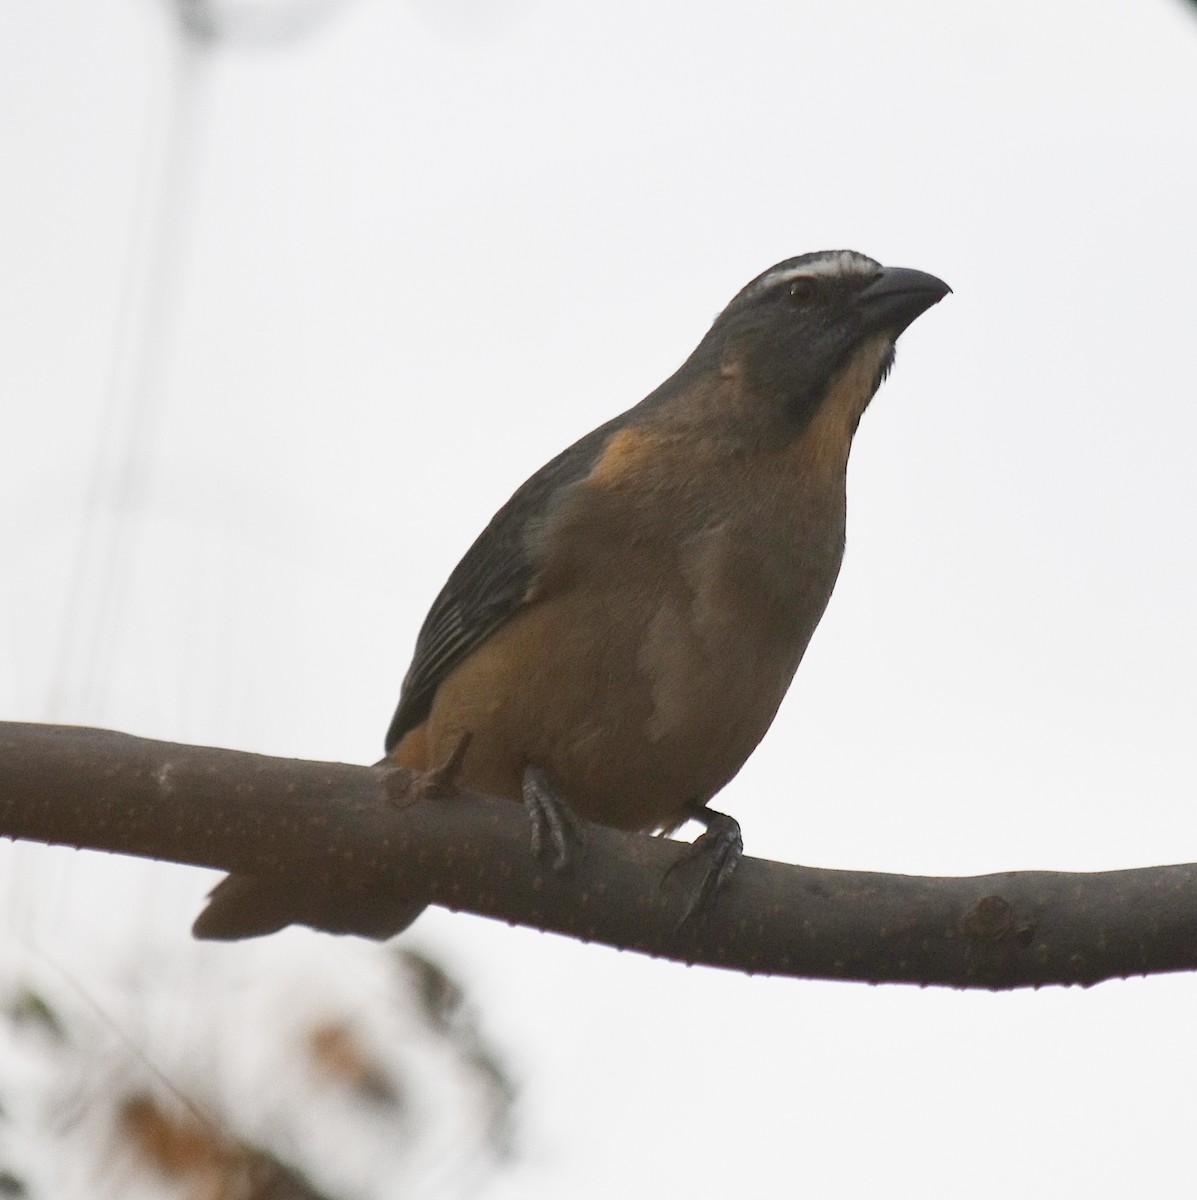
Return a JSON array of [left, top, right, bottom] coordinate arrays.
[[663, 806, 743, 926], [522, 765, 585, 873]]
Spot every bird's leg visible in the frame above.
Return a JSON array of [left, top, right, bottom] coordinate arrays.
[[379, 731, 472, 806], [521, 765, 585, 873], [410, 730, 473, 801], [664, 801, 743, 924]]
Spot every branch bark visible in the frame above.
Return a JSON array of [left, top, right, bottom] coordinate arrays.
[[2, 720, 1195, 990]]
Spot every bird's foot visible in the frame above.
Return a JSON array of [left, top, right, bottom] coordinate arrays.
[[379, 731, 472, 806], [522, 765, 585, 873], [411, 730, 473, 801], [663, 803, 743, 926]]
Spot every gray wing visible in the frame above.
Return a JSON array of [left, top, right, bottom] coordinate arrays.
[[384, 416, 624, 753]]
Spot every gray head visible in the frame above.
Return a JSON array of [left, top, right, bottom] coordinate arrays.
[[690, 250, 950, 426]]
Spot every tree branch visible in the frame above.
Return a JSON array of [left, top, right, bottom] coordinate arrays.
[[2, 720, 1195, 989]]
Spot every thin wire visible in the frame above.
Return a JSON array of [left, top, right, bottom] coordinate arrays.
[[44, 24, 214, 723], [22, 938, 236, 1150]]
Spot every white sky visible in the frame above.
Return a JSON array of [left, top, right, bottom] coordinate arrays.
[[4, 0, 1197, 1195]]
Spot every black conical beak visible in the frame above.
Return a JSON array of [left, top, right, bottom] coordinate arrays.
[[858, 266, 951, 336]]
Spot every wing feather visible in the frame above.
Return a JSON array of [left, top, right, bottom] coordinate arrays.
[[383, 417, 622, 752]]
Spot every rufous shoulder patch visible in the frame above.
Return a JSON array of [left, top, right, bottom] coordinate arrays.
[[585, 425, 659, 488]]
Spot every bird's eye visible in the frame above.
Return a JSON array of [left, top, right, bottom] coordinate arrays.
[[788, 278, 816, 304]]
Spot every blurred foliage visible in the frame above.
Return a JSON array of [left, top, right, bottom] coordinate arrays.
[[2, 991, 65, 1044], [0, 1171, 27, 1197], [121, 1093, 334, 1200], [395, 948, 517, 1160], [0, 941, 517, 1199]]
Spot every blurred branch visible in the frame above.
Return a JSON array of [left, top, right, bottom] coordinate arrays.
[[3, 721, 1197, 991], [174, 0, 357, 47]]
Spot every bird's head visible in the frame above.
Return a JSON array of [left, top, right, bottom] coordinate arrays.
[[686, 250, 950, 440]]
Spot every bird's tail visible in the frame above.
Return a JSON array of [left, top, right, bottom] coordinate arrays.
[[192, 872, 425, 941]]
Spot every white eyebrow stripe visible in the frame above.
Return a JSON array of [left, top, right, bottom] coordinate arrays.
[[758, 251, 880, 290]]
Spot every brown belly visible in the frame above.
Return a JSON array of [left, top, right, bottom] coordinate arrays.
[[404, 563, 829, 831], [395, 422, 852, 832]]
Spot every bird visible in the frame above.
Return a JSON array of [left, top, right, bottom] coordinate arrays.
[[193, 249, 950, 941]]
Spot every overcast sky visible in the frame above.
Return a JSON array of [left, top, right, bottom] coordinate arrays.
[[4, 0, 1197, 1195]]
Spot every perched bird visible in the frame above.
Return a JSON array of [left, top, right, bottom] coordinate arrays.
[[194, 249, 949, 940]]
